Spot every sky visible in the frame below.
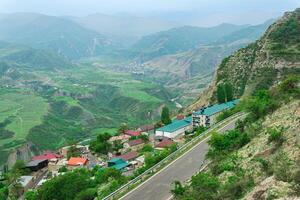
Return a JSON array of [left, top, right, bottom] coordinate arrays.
[[0, 0, 300, 26]]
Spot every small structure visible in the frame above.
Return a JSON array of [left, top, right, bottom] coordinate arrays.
[[124, 130, 141, 137], [155, 117, 193, 139], [107, 158, 129, 171], [123, 139, 145, 151], [115, 151, 139, 162], [67, 157, 88, 169], [137, 125, 155, 133], [109, 134, 130, 143], [48, 158, 67, 172], [32, 152, 63, 161], [155, 139, 175, 149], [192, 100, 239, 128], [25, 159, 48, 171]]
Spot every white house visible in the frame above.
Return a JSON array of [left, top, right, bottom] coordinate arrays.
[[155, 117, 193, 139], [192, 99, 239, 128]]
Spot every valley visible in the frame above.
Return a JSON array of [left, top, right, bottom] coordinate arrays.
[[0, 12, 273, 167]]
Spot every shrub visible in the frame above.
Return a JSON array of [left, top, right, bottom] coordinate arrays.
[[190, 172, 220, 200], [267, 127, 284, 145], [273, 152, 293, 182]]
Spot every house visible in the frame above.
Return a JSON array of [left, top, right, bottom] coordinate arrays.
[[67, 157, 88, 169], [25, 159, 48, 171], [109, 134, 130, 143], [115, 151, 139, 162], [123, 139, 145, 151], [124, 130, 141, 137], [137, 125, 155, 133], [155, 139, 175, 149], [48, 158, 67, 172], [155, 117, 193, 139], [32, 152, 63, 161], [192, 99, 239, 128], [107, 158, 129, 171]]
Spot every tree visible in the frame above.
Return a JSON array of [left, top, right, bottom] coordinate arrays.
[[35, 169, 95, 200], [67, 145, 80, 159], [171, 181, 185, 196], [89, 133, 112, 154], [190, 172, 220, 200], [224, 82, 233, 101], [112, 140, 123, 152], [161, 106, 171, 125], [118, 123, 129, 134], [217, 84, 226, 103]]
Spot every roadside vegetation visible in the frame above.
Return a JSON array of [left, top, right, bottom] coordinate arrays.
[[172, 75, 300, 200]]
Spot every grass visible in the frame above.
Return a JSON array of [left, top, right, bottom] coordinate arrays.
[[0, 89, 49, 147]]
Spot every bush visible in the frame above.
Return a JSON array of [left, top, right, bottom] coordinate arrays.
[[252, 157, 273, 176], [190, 172, 220, 200], [273, 152, 293, 182], [220, 175, 254, 199], [267, 127, 284, 145], [207, 130, 250, 159]]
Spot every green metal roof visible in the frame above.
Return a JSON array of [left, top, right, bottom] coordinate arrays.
[[194, 99, 239, 116], [108, 158, 126, 164], [111, 162, 129, 170], [157, 117, 191, 133]]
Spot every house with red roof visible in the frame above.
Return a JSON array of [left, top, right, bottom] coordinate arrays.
[[115, 151, 139, 161], [124, 130, 141, 137], [155, 139, 175, 149], [67, 157, 88, 169], [123, 139, 145, 151], [32, 152, 63, 161]]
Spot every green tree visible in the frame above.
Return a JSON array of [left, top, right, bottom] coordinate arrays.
[[89, 133, 112, 154], [224, 82, 233, 101], [171, 181, 185, 196], [217, 84, 226, 103], [190, 172, 220, 200], [161, 106, 171, 125], [35, 169, 94, 200], [118, 123, 129, 134], [74, 188, 97, 200]]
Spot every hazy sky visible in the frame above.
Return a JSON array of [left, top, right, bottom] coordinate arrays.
[[1, 0, 300, 25]]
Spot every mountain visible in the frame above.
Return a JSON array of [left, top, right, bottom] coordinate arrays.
[[0, 13, 119, 59], [215, 19, 276, 45], [71, 13, 180, 38], [0, 41, 72, 70], [130, 24, 247, 60], [130, 21, 273, 61], [189, 8, 300, 110], [176, 9, 300, 200]]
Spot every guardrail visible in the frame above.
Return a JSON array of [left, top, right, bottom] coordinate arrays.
[[102, 112, 245, 200]]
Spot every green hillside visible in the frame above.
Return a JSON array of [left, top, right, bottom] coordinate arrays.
[[0, 41, 71, 69]]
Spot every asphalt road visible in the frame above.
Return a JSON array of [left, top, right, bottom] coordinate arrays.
[[120, 116, 241, 200]]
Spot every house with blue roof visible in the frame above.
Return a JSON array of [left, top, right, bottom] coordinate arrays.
[[155, 116, 193, 139], [107, 158, 129, 171], [192, 99, 239, 128]]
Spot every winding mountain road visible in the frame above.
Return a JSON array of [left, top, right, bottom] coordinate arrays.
[[120, 115, 243, 200]]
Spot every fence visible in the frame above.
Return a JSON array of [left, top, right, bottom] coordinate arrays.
[[102, 112, 244, 200]]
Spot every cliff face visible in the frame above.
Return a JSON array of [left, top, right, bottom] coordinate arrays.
[[188, 8, 300, 111]]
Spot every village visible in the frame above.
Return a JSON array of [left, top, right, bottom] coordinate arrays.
[[16, 100, 239, 195]]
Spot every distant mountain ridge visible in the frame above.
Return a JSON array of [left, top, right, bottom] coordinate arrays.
[[129, 21, 274, 61], [0, 13, 120, 59], [71, 13, 180, 38]]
